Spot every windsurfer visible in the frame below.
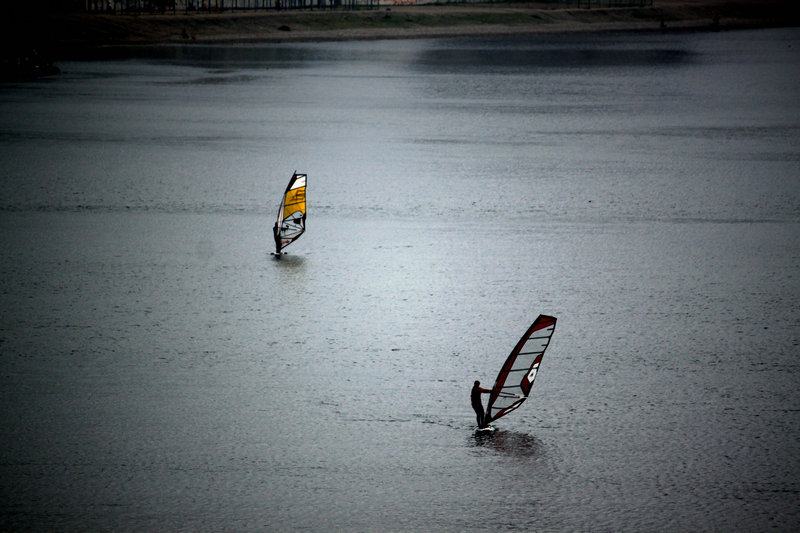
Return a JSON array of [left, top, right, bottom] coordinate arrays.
[[273, 222, 281, 254], [471, 380, 492, 428]]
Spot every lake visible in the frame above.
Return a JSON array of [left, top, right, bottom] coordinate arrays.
[[1, 27, 799, 531]]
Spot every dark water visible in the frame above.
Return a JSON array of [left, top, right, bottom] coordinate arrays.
[[2, 28, 799, 531]]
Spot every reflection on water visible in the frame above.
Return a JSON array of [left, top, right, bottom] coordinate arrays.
[[471, 430, 545, 458], [414, 42, 695, 72], [271, 253, 306, 266], [63, 42, 346, 66]]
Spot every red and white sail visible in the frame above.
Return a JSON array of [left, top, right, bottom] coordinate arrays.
[[485, 315, 556, 424]]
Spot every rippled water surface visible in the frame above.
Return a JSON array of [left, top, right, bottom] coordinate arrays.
[[2, 28, 799, 531]]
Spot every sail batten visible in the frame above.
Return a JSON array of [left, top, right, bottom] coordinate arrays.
[[485, 315, 556, 425]]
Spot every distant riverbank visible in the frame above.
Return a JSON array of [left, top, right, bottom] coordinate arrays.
[[2, 1, 796, 65]]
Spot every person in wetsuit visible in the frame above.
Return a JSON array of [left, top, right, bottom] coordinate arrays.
[[471, 380, 493, 428], [273, 222, 281, 254]]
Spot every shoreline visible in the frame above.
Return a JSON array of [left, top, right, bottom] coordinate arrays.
[[3, 1, 797, 61]]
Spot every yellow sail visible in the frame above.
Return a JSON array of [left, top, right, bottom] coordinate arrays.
[[273, 172, 306, 253]]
